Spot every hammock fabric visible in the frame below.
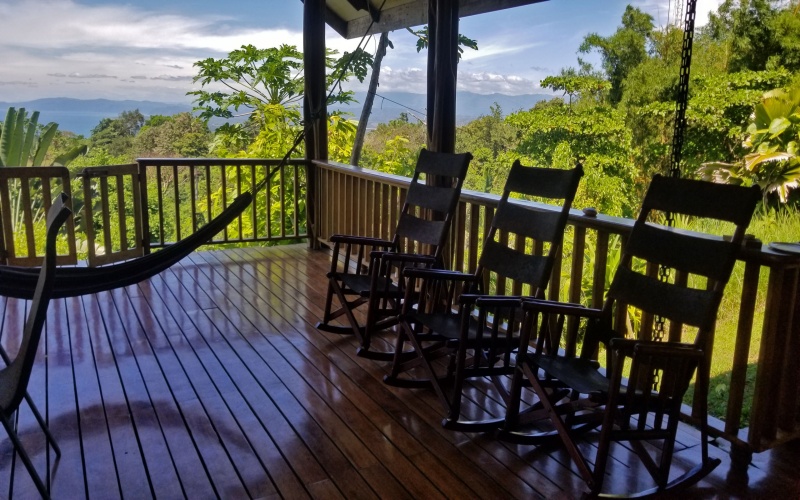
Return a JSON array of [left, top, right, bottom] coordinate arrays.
[[0, 192, 252, 300]]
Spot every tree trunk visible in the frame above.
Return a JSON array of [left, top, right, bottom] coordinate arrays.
[[350, 31, 390, 166]]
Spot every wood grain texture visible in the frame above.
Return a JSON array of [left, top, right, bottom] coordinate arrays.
[[0, 245, 795, 498]]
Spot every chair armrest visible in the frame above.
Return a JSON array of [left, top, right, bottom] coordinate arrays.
[[402, 268, 479, 281], [610, 338, 704, 360], [470, 295, 525, 307], [370, 251, 437, 267], [329, 234, 394, 248], [521, 298, 604, 318]]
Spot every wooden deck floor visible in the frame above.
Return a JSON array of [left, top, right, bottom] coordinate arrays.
[[1, 244, 798, 499]]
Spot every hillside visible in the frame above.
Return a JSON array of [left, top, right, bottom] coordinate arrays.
[[1, 92, 551, 136]]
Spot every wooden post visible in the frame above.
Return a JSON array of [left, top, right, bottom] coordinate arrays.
[[304, 0, 328, 249], [427, 0, 459, 153]]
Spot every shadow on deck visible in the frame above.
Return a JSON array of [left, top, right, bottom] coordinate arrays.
[[0, 245, 797, 498]]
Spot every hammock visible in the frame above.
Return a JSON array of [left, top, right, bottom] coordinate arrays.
[[0, 192, 252, 300]]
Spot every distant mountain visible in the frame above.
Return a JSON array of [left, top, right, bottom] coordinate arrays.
[[0, 98, 193, 136], [335, 91, 551, 127], [2, 92, 552, 136]]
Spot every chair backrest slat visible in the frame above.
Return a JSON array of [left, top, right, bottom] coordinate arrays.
[[477, 160, 584, 295], [641, 175, 760, 226], [493, 204, 566, 244], [607, 267, 717, 328], [392, 149, 472, 257], [403, 183, 461, 214], [625, 224, 737, 282], [598, 175, 760, 348], [396, 214, 448, 246], [480, 239, 550, 288]]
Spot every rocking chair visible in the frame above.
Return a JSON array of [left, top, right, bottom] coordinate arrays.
[[384, 160, 583, 431], [0, 193, 71, 499], [317, 148, 472, 360], [501, 175, 760, 497]]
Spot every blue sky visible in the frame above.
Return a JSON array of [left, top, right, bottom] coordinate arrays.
[[0, 0, 721, 103]]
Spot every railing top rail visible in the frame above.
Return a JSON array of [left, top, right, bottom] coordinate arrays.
[[315, 159, 800, 269], [138, 158, 307, 167]]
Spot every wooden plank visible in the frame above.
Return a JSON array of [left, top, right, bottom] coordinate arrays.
[[238, 246, 558, 498], [192, 250, 456, 499], [0, 244, 797, 497]]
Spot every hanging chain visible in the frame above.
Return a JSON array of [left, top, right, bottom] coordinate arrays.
[[651, 0, 697, 389]]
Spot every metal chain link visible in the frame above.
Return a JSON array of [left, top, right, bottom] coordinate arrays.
[[651, 0, 697, 389]]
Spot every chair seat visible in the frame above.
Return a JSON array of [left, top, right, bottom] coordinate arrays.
[[534, 356, 606, 396], [338, 273, 398, 298], [407, 311, 519, 347]]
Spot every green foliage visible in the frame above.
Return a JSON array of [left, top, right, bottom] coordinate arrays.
[[541, 70, 610, 106], [361, 115, 426, 175], [579, 5, 655, 104], [405, 26, 478, 59], [507, 100, 638, 216], [699, 85, 800, 202], [455, 104, 518, 193], [189, 44, 371, 122], [1, 107, 87, 167], [705, 0, 783, 71], [132, 112, 211, 159], [90, 109, 144, 158]]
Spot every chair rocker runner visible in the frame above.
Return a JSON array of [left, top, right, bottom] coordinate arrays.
[[500, 176, 761, 497], [0, 193, 71, 499], [384, 161, 583, 432], [317, 149, 472, 361]]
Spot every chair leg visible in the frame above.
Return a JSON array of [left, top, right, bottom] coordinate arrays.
[[25, 396, 60, 456], [1, 414, 51, 500], [0, 345, 60, 461], [522, 362, 595, 487]]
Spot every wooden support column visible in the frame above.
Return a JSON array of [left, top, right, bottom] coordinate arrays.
[[426, 0, 459, 153], [304, 0, 328, 249]]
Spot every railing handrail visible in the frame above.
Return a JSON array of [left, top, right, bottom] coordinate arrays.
[[313, 160, 800, 269], [138, 158, 307, 167]]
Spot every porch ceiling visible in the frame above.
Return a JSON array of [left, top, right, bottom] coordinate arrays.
[[320, 0, 550, 39]]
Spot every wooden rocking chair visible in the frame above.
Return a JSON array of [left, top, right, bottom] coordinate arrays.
[[317, 149, 472, 360], [383, 160, 583, 431], [501, 175, 760, 497], [0, 193, 71, 499]]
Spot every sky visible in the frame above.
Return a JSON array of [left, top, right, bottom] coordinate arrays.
[[0, 0, 723, 104]]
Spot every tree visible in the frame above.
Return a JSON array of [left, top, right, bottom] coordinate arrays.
[[90, 109, 145, 158], [190, 43, 371, 163], [541, 70, 610, 107], [455, 103, 517, 193], [189, 44, 371, 122], [579, 5, 655, 104], [705, 0, 780, 71], [350, 32, 392, 166], [349, 28, 477, 166], [507, 98, 638, 216], [132, 113, 211, 158]]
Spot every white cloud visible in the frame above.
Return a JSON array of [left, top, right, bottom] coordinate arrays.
[[0, 0, 306, 101], [458, 72, 537, 95], [0, 0, 731, 103]]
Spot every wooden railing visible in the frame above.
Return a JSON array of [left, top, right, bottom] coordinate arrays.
[[0, 159, 308, 267], [138, 158, 307, 249], [313, 160, 800, 459], [0, 158, 796, 458]]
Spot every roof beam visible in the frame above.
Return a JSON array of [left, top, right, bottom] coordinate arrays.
[[343, 0, 549, 39]]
